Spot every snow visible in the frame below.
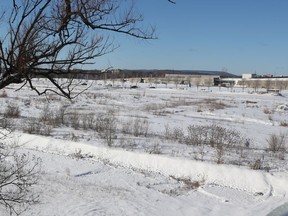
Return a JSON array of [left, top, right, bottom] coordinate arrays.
[[14, 132, 288, 195], [1, 81, 288, 215]]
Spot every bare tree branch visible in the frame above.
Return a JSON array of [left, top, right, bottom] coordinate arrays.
[[168, 0, 176, 4], [0, 129, 40, 215], [0, 0, 156, 99]]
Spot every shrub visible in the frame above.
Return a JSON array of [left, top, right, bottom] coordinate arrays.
[[185, 125, 207, 146], [185, 124, 244, 164], [120, 117, 149, 137], [39, 104, 61, 127], [267, 133, 285, 153], [215, 145, 225, 164], [172, 127, 184, 143], [56, 105, 68, 125], [163, 124, 172, 140], [148, 143, 162, 154], [170, 176, 204, 190], [70, 112, 81, 130], [39, 104, 53, 122], [86, 113, 96, 130], [121, 119, 132, 135], [68, 148, 93, 160], [250, 159, 262, 170], [164, 125, 184, 142], [96, 110, 117, 146], [133, 118, 149, 137], [42, 124, 53, 136], [0, 117, 12, 130], [267, 133, 286, 160], [4, 103, 20, 118], [23, 118, 41, 135]]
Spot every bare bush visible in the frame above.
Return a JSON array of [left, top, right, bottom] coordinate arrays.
[[208, 124, 242, 148], [56, 105, 69, 125], [96, 111, 117, 146], [80, 114, 89, 130], [68, 149, 93, 160], [0, 134, 40, 215], [215, 145, 225, 164], [121, 120, 132, 135], [133, 118, 149, 137], [70, 112, 81, 130], [86, 113, 96, 130], [39, 104, 53, 122], [267, 133, 285, 153], [172, 127, 184, 143], [23, 118, 41, 135], [194, 143, 206, 161], [39, 104, 62, 128], [148, 143, 162, 154], [71, 133, 79, 142], [185, 124, 244, 164], [0, 118, 12, 131], [164, 125, 186, 143], [185, 125, 207, 146], [267, 133, 286, 160], [23, 118, 53, 136], [163, 124, 172, 140], [250, 159, 262, 170], [170, 176, 204, 190], [4, 103, 20, 118], [42, 124, 53, 136], [120, 117, 149, 137]]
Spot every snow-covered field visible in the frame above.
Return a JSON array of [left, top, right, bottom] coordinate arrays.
[[1, 80, 288, 215]]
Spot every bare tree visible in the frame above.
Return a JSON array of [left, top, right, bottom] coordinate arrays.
[[239, 79, 246, 92], [265, 79, 272, 91], [0, 0, 156, 99], [206, 78, 213, 91], [194, 77, 201, 90], [0, 128, 40, 215], [173, 76, 179, 89], [279, 80, 288, 91], [164, 76, 170, 88], [251, 79, 260, 92]]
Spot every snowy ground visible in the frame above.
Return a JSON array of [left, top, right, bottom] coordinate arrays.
[[1, 80, 288, 215]]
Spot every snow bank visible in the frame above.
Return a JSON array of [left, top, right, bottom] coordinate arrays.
[[11, 133, 288, 196]]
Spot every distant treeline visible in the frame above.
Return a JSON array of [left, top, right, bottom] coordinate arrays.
[[36, 69, 235, 80]]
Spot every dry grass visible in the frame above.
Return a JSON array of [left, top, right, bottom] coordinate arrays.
[[0, 90, 8, 98], [194, 98, 230, 111], [170, 176, 204, 190]]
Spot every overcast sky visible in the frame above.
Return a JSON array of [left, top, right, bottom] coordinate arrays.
[[95, 0, 288, 76]]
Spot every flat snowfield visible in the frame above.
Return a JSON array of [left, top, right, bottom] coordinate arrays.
[[1, 80, 288, 215]]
